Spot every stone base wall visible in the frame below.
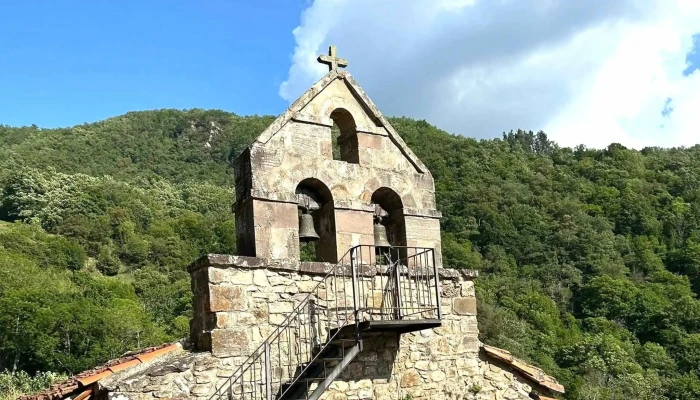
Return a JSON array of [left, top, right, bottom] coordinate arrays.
[[321, 278, 481, 400], [100, 344, 537, 400], [101, 255, 545, 400]]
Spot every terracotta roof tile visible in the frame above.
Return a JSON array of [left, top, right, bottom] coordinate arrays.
[[105, 359, 140, 374], [481, 344, 565, 394], [73, 388, 93, 400], [19, 343, 181, 400], [76, 370, 112, 387]]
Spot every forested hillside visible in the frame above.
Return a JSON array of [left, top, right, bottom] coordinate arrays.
[[2, 110, 700, 399]]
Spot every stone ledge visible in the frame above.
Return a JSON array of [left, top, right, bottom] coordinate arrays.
[[188, 254, 478, 281], [402, 207, 442, 219], [439, 268, 478, 280], [234, 191, 442, 218]]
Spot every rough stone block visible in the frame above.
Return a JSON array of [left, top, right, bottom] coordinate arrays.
[[214, 312, 236, 329], [414, 360, 430, 371], [335, 209, 373, 235], [430, 370, 446, 382], [269, 301, 294, 314], [268, 275, 294, 286], [357, 133, 383, 149], [400, 369, 422, 388], [453, 297, 477, 315], [210, 329, 249, 358], [460, 280, 475, 297], [253, 269, 269, 286], [252, 227, 271, 257], [462, 335, 480, 352], [253, 201, 297, 229], [208, 268, 253, 285], [209, 285, 247, 312], [297, 280, 319, 293]]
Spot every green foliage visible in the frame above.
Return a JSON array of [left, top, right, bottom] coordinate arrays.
[[0, 122, 237, 383], [2, 111, 700, 399], [299, 241, 317, 262], [442, 232, 483, 270], [0, 248, 169, 374], [665, 373, 700, 400], [96, 244, 121, 276], [0, 370, 67, 400], [0, 110, 273, 187], [393, 124, 700, 399]]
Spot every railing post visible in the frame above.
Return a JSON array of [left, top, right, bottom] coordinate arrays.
[[432, 249, 442, 320], [351, 246, 359, 321], [310, 299, 319, 348], [264, 341, 271, 400], [394, 255, 403, 320]]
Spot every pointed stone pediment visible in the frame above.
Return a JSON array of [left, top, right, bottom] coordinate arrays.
[[251, 69, 429, 175], [232, 64, 441, 265]]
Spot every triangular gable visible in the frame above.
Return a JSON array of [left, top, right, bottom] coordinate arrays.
[[251, 70, 430, 175]]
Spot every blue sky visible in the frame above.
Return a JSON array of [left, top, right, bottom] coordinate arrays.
[[0, 1, 305, 128], [1, 1, 700, 149], [684, 34, 700, 76]]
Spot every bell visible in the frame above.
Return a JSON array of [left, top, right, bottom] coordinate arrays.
[[373, 222, 391, 249], [299, 211, 320, 242]]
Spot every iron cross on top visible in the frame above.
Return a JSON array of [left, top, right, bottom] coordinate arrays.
[[317, 45, 348, 71]]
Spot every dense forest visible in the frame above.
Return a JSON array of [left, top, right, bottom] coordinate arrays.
[[1, 109, 700, 399]]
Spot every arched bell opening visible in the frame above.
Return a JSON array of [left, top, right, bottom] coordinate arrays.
[[371, 187, 407, 265], [296, 178, 337, 263], [330, 108, 359, 164]]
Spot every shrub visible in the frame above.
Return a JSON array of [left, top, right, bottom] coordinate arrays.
[[96, 245, 120, 276], [0, 370, 66, 400]]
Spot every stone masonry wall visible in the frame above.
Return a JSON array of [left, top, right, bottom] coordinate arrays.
[[187, 254, 537, 400], [102, 255, 545, 400], [232, 72, 442, 264], [99, 343, 538, 400]]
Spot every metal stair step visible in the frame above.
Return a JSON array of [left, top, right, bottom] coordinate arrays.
[[305, 357, 343, 365], [302, 376, 326, 382], [278, 341, 363, 400], [324, 339, 358, 347], [312, 339, 358, 355], [280, 375, 326, 392]]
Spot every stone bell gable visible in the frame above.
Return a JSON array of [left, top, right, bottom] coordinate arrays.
[[20, 46, 565, 400], [233, 68, 442, 264]]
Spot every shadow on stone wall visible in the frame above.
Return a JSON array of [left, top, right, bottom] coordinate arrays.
[[337, 332, 398, 384]]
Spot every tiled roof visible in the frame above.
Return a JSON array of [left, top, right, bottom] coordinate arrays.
[[481, 344, 565, 394], [19, 343, 180, 400]]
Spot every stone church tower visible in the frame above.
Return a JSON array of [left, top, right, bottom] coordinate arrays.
[[232, 45, 441, 265], [22, 46, 564, 400]]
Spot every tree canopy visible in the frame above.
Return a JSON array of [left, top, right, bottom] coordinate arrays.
[[2, 110, 700, 399]]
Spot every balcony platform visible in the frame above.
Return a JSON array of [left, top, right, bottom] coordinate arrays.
[[334, 319, 441, 336]]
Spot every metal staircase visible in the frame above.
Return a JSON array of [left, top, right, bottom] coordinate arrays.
[[210, 245, 441, 400]]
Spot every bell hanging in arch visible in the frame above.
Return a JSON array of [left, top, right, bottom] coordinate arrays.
[[373, 221, 391, 249], [299, 209, 320, 242]]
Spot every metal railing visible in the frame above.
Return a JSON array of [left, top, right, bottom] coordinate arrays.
[[210, 245, 440, 400], [351, 245, 441, 323]]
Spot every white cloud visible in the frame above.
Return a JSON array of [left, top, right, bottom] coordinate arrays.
[[279, 0, 700, 149]]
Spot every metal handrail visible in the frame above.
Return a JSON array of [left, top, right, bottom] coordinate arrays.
[[209, 245, 440, 400], [209, 246, 359, 400], [351, 245, 441, 322]]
